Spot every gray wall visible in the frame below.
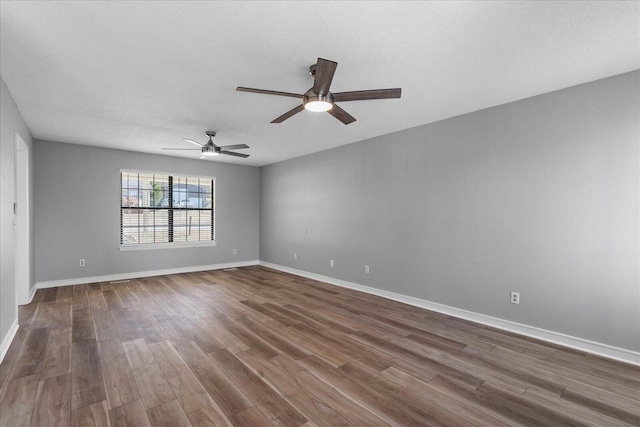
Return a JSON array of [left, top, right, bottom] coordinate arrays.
[[260, 71, 639, 352], [1, 76, 34, 345], [34, 141, 259, 282]]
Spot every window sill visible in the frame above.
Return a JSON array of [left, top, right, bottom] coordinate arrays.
[[119, 240, 217, 251]]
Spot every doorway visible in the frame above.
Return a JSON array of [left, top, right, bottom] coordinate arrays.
[[15, 132, 30, 305]]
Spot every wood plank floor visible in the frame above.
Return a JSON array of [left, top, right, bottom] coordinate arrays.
[[1, 266, 638, 426]]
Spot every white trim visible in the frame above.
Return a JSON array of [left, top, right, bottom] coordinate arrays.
[[27, 286, 37, 304], [1, 319, 19, 364], [119, 240, 217, 251], [36, 260, 259, 289], [14, 131, 31, 307], [259, 261, 640, 366]]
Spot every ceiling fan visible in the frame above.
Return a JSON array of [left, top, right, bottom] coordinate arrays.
[[237, 57, 401, 125], [162, 131, 249, 158]]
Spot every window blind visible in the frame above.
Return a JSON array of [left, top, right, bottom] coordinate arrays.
[[120, 170, 214, 247]]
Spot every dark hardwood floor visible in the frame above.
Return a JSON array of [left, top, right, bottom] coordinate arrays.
[[1, 266, 638, 426]]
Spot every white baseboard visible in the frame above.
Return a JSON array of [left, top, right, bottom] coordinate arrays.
[[259, 261, 640, 366], [1, 318, 19, 364], [36, 260, 260, 289], [27, 286, 37, 304]]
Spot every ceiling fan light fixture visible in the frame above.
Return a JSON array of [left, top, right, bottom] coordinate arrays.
[[304, 95, 333, 112], [201, 150, 219, 157]]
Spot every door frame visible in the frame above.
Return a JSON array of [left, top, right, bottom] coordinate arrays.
[[14, 131, 31, 305]]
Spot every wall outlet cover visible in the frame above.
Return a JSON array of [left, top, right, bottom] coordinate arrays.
[[510, 292, 520, 304]]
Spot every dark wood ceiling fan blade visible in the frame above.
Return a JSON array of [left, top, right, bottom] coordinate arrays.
[[312, 58, 338, 95], [332, 88, 402, 102], [271, 104, 305, 123], [220, 151, 249, 158], [328, 104, 356, 125], [161, 148, 202, 150], [236, 87, 304, 99], [219, 144, 249, 150]]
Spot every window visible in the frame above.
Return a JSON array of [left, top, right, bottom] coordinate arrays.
[[120, 170, 215, 249]]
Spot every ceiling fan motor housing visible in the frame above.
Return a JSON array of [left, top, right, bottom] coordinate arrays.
[[201, 145, 217, 156], [303, 88, 333, 111]]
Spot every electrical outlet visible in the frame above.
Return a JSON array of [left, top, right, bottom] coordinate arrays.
[[79, 259, 85, 267], [364, 265, 370, 274], [293, 253, 297, 261], [510, 292, 520, 305], [233, 248, 237, 255], [330, 259, 334, 267]]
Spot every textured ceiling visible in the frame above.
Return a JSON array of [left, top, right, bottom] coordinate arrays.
[[1, 1, 638, 166]]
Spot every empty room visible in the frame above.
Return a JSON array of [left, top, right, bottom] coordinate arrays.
[[0, 1, 638, 426]]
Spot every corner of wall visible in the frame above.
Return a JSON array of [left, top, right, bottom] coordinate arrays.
[[0, 319, 18, 364]]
